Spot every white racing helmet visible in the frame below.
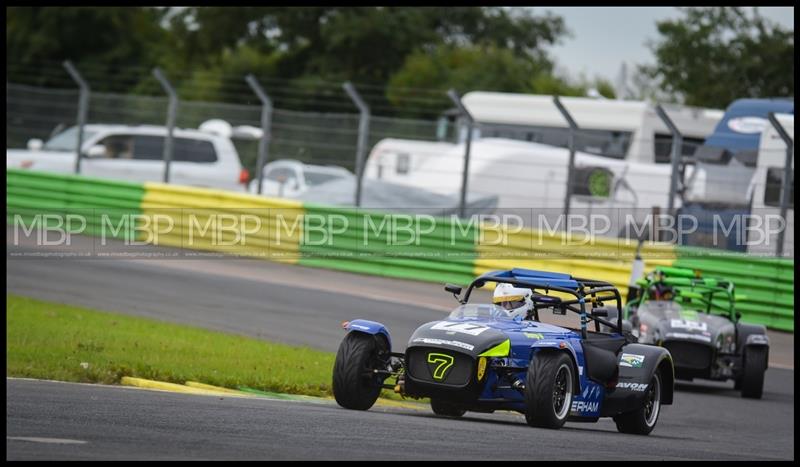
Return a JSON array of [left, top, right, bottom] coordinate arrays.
[[493, 283, 534, 319]]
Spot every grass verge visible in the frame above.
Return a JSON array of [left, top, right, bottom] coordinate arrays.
[[6, 293, 404, 401]]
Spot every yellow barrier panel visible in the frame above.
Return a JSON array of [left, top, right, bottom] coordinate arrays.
[[140, 183, 304, 263], [475, 223, 676, 292]]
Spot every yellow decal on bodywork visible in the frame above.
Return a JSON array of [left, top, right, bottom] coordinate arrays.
[[477, 357, 487, 381], [478, 339, 510, 357]]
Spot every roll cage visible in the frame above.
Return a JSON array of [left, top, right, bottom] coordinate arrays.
[[628, 266, 739, 322], [447, 268, 623, 339]]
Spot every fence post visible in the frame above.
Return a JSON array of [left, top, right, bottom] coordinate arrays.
[[63, 61, 90, 174], [767, 112, 794, 257], [553, 96, 578, 218], [152, 68, 178, 183], [245, 74, 273, 195], [343, 82, 370, 207], [655, 105, 683, 215], [447, 89, 475, 219]]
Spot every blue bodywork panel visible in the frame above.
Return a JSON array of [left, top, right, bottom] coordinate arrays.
[[452, 316, 605, 418], [345, 319, 392, 350]]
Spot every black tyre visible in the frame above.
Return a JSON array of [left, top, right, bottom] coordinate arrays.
[[332, 332, 387, 410], [430, 399, 466, 417], [524, 351, 574, 429], [614, 370, 662, 435], [733, 378, 742, 390], [740, 346, 767, 399]]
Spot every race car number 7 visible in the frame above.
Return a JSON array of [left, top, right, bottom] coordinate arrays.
[[430, 322, 490, 336]]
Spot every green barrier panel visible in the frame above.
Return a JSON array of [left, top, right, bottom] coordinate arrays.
[[300, 203, 478, 286], [674, 246, 794, 332], [6, 169, 145, 242], [299, 257, 476, 286]]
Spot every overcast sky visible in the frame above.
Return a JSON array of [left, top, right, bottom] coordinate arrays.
[[537, 7, 795, 85]]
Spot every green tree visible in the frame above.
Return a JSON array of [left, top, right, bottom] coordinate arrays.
[[386, 44, 539, 118], [640, 7, 794, 108], [6, 7, 168, 92], [7, 7, 570, 115]]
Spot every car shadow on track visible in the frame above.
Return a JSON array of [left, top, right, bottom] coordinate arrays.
[[674, 382, 788, 403], [378, 409, 691, 441], [675, 381, 735, 395]]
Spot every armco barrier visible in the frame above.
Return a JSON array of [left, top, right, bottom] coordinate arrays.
[[7, 169, 144, 241], [6, 169, 794, 331], [673, 247, 794, 332], [298, 204, 477, 286], [140, 182, 304, 263], [474, 223, 676, 294]]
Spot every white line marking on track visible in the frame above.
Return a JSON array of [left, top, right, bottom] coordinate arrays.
[[7, 436, 87, 445]]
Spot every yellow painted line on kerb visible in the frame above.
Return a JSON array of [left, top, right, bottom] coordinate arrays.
[[121, 376, 427, 410], [185, 381, 254, 395], [120, 377, 251, 398]]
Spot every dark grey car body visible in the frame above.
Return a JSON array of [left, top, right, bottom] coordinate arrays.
[[629, 300, 769, 382]]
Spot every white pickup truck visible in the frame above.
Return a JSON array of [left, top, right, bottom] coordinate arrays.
[[6, 123, 250, 191]]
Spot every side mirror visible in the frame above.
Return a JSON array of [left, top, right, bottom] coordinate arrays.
[[735, 311, 742, 321], [444, 284, 462, 295], [27, 139, 43, 151], [86, 144, 106, 158]]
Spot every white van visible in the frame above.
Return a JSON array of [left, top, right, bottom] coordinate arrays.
[[6, 124, 249, 191]]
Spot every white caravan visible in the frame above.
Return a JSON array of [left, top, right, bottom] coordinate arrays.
[[746, 114, 794, 258], [363, 92, 723, 231]]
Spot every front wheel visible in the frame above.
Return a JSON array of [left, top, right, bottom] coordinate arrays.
[[430, 399, 466, 417], [524, 351, 574, 429], [332, 332, 388, 410], [740, 346, 767, 399], [614, 370, 662, 435]]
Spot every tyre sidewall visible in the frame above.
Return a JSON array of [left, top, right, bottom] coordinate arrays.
[[332, 332, 385, 410], [525, 351, 574, 429]]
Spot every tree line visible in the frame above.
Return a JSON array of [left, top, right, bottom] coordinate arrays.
[[6, 7, 793, 117]]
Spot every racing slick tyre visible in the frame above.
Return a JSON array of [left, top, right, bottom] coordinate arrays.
[[430, 399, 466, 417], [524, 351, 574, 429], [332, 332, 387, 410], [740, 346, 767, 399], [613, 370, 662, 435]]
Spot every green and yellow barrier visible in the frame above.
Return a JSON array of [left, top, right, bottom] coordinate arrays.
[[6, 168, 794, 331]]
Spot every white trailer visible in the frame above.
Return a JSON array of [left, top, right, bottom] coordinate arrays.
[[363, 93, 723, 231], [746, 114, 794, 258]]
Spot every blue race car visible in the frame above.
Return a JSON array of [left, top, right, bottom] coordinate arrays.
[[332, 268, 675, 435]]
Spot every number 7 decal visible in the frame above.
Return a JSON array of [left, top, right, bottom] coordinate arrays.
[[427, 353, 454, 380]]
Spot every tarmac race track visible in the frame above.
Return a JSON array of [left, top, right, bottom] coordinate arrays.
[[6, 230, 795, 460], [6, 375, 794, 460]]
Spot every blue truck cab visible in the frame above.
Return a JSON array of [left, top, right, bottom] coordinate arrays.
[[698, 98, 793, 163]]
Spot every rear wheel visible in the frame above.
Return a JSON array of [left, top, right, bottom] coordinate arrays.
[[430, 399, 466, 417], [740, 346, 767, 399], [614, 370, 661, 435], [524, 351, 574, 429], [332, 332, 388, 410]]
